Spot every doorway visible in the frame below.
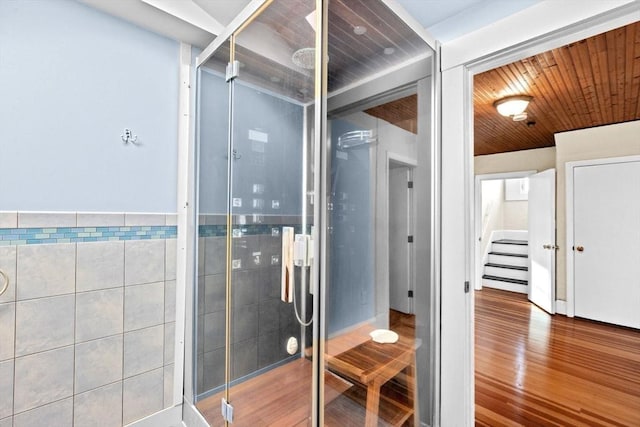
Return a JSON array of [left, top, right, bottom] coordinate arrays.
[[474, 171, 535, 294], [389, 161, 415, 315]]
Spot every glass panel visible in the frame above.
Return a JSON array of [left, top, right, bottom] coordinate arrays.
[[194, 38, 232, 422], [322, 1, 436, 425], [195, 1, 318, 425], [228, 1, 317, 424]]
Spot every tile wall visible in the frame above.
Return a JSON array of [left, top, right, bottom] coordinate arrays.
[[195, 215, 311, 397], [0, 212, 178, 427]]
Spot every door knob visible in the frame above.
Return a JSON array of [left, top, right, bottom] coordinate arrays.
[[575, 246, 584, 252], [543, 244, 550, 249]]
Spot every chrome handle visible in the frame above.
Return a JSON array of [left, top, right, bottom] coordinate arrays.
[[0, 269, 9, 297], [576, 246, 584, 252]]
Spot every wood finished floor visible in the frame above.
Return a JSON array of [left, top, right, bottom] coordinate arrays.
[[196, 312, 416, 427], [475, 288, 640, 427]]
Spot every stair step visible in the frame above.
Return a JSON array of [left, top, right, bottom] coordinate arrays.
[[485, 263, 527, 271], [492, 239, 528, 245], [488, 251, 527, 258], [482, 276, 528, 294], [488, 253, 528, 267], [482, 274, 528, 285], [484, 265, 528, 281], [491, 243, 528, 255]]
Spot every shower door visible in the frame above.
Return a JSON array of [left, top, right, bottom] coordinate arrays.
[[194, 1, 320, 425]]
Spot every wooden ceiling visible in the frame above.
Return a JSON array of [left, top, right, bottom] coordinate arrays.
[[201, 0, 430, 102], [474, 21, 640, 156], [365, 94, 417, 134]]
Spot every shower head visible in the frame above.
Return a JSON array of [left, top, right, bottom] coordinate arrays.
[[337, 130, 377, 150], [292, 48, 315, 69]]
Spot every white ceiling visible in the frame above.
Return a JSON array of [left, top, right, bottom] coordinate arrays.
[[78, 0, 542, 47], [396, 0, 541, 42]]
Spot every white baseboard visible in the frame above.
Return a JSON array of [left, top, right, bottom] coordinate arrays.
[[182, 398, 210, 427], [127, 405, 182, 427], [482, 279, 527, 294], [555, 300, 567, 315]]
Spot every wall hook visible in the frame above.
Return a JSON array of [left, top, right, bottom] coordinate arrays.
[[121, 128, 139, 145]]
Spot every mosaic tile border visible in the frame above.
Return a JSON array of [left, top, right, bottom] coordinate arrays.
[[198, 224, 306, 238], [0, 225, 177, 246]]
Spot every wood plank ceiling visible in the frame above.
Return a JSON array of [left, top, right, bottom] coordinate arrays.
[[474, 21, 640, 156], [201, 0, 430, 102]]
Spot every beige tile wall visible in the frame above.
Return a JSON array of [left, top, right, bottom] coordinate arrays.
[[0, 212, 178, 427]]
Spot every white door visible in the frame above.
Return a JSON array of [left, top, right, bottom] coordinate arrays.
[[573, 161, 640, 329], [389, 165, 412, 313], [528, 168, 556, 314]]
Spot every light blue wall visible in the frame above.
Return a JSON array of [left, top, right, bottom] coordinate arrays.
[[0, 0, 179, 212]]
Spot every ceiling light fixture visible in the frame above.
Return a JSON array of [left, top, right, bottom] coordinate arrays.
[[494, 95, 532, 121], [383, 47, 395, 55], [353, 25, 367, 35]]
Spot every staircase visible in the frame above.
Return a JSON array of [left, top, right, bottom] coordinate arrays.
[[482, 238, 529, 293]]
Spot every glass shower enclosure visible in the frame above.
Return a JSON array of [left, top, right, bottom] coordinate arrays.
[[191, 0, 439, 425]]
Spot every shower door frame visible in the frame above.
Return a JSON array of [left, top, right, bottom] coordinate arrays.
[[189, 0, 442, 425]]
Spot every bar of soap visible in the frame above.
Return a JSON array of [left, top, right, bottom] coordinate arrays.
[[369, 329, 399, 344]]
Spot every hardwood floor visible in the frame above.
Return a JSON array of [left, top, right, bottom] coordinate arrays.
[[196, 312, 417, 426], [475, 288, 640, 427]]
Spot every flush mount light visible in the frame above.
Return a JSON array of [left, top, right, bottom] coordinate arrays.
[[494, 95, 532, 120], [353, 25, 367, 35], [383, 47, 395, 55]]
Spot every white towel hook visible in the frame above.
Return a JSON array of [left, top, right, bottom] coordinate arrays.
[[121, 128, 139, 145]]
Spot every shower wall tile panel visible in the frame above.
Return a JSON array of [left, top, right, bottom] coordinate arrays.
[[203, 311, 225, 353], [73, 382, 122, 427], [165, 279, 177, 322], [13, 346, 74, 413], [165, 238, 177, 280], [75, 287, 124, 342], [76, 212, 125, 227], [0, 360, 13, 419], [124, 239, 165, 286], [76, 241, 124, 292], [164, 322, 176, 364], [16, 243, 75, 300], [18, 212, 77, 228], [124, 281, 165, 331], [232, 337, 258, 379], [1, 211, 177, 426], [74, 335, 123, 394], [125, 212, 168, 227], [163, 364, 174, 408], [0, 303, 15, 361], [196, 214, 309, 395], [204, 274, 225, 314], [0, 212, 18, 229], [13, 397, 73, 427], [204, 236, 225, 275], [122, 368, 164, 425], [123, 324, 164, 378], [0, 247, 16, 303], [15, 294, 75, 356]]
